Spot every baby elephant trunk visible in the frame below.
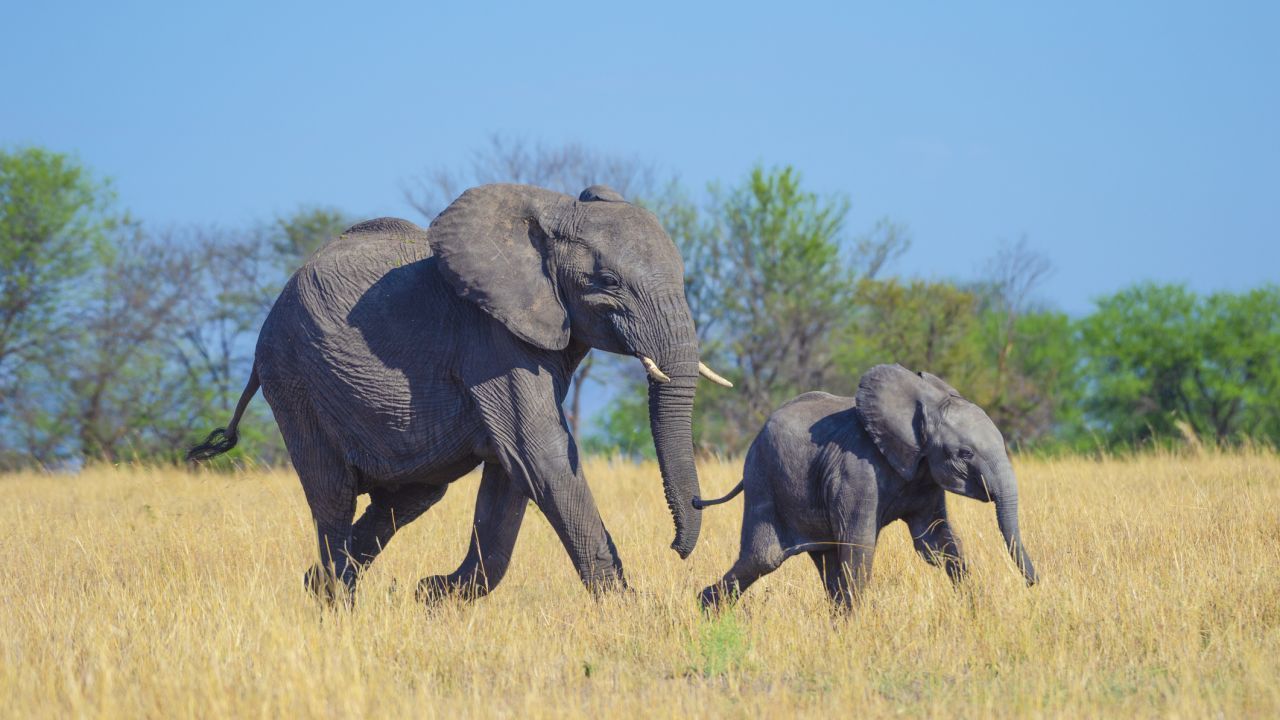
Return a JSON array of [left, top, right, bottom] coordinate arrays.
[[994, 486, 1038, 586]]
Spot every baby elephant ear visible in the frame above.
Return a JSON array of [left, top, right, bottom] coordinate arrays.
[[855, 364, 930, 480], [579, 184, 626, 203], [917, 370, 962, 398], [429, 184, 571, 351]]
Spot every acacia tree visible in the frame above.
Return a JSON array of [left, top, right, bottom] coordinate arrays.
[[403, 135, 660, 436], [1, 184, 334, 467], [169, 223, 295, 465], [982, 238, 1053, 384], [152, 211, 346, 467]]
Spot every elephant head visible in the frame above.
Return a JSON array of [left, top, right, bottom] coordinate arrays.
[[855, 363, 1037, 584], [427, 183, 730, 558]]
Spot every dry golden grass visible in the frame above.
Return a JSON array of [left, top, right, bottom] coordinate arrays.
[[3, 450, 1279, 718]]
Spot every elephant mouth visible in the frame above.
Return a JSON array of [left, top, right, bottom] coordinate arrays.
[[974, 471, 995, 502]]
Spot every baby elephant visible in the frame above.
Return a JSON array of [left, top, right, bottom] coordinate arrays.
[[697, 363, 1037, 610]]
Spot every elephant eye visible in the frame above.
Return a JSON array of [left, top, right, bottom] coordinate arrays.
[[957, 448, 974, 461], [595, 272, 621, 290]]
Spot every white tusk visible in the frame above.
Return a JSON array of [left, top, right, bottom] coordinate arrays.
[[698, 362, 734, 388], [639, 356, 671, 383]]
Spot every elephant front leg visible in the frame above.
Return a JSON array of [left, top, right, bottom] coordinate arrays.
[[809, 549, 843, 600], [417, 462, 529, 603], [906, 496, 968, 584], [525, 453, 626, 595], [467, 369, 625, 597], [825, 539, 876, 610]]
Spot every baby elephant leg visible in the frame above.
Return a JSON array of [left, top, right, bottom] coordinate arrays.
[[906, 496, 968, 584], [700, 553, 784, 611], [821, 539, 876, 610], [700, 515, 784, 611]]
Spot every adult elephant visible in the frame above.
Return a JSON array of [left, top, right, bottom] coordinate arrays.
[[187, 184, 731, 602]]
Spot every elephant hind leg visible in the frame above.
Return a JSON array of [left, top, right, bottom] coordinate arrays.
[[418, 462, 528, 604], [699, 553, 786, 611], [300, 472, 358, 604], [275, 401, 359, 604], [349, 482, 450, 568], [699, 510, 785, 611]]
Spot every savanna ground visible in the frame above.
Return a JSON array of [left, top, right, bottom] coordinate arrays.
[[2, 450, 1279, 718]]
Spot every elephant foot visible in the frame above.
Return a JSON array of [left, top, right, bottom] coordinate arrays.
[[826, 593, 855, 616], [945, 561, 971, 586], [582, 567, 628, 599], [415, 574, 489, 605], [698, 583, 735, 613], [304, 564, 355, 607]]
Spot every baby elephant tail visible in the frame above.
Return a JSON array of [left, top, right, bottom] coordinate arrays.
[[692, 480, 744, 510]]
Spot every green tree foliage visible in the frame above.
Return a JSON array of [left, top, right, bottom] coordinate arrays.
[[0, 148, 117, 468], [0, 148, 114, 379], [843, 277, 982, 383], [272, 207, 351, 273], [590, 170, 1084, 457], [1079, 283, 1280, 447], [839, 278, 1081, 451], [975, 309, 1082, 449], [709, 166, 854, 421], [581, 391, 654, 459], [592, 165, 889, 454], [0, 151, 328, 468], [5, 145, 1277, 468]]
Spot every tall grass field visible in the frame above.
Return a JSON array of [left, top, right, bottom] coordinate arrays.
[[3, 451, 1278, 717]]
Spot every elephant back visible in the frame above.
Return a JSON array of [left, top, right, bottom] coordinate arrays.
[[342, 217, 430, 243], [260, 216, 441, 360]]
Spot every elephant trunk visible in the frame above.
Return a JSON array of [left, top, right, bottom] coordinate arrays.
[[643, 303, 702, 559], [993, 477, 1038, 585]]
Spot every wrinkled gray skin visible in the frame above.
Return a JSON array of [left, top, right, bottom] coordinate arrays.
[[699, 364, 1037, 610], [190, 184, 705, 602]]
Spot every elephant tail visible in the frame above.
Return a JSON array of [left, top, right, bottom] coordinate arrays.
[[692, 480, 744, 510], [186, 367, 261, 463]]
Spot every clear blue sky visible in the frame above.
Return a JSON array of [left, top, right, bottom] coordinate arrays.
[[5, 1, 1277, 317]]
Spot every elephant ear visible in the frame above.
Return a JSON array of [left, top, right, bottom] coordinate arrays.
[[579, 184, 626, 202], [855, 364, 936, 480], [917, 370, 963, 399], [429, 184, 570, 351]]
